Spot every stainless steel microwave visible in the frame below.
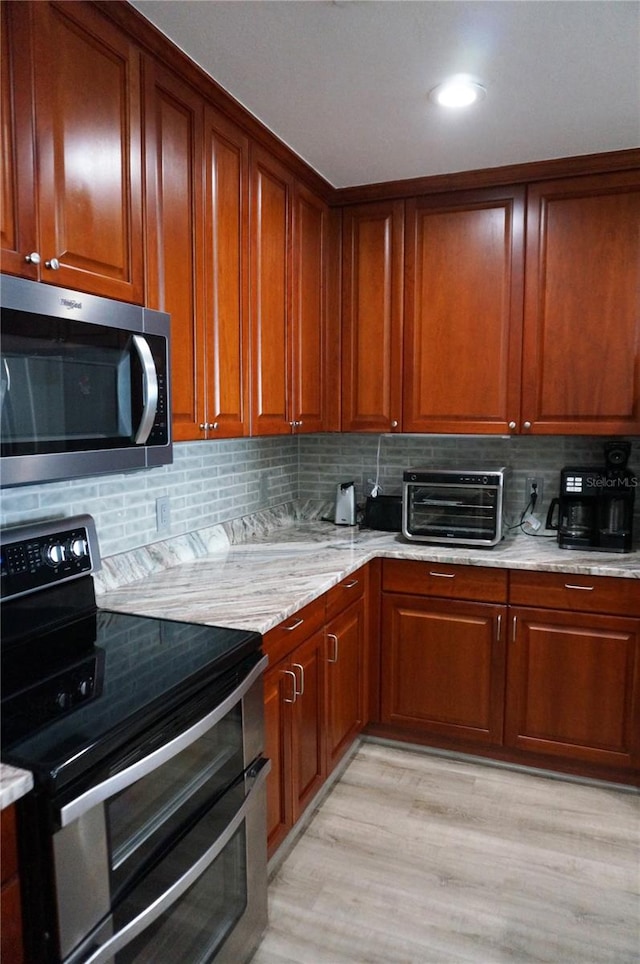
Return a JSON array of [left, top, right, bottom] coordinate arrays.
[[402, 468, 509, 547], [1, 275, 172, 487]]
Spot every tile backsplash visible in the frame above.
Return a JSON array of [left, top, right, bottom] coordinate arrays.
[[1, 433, 638, 557]]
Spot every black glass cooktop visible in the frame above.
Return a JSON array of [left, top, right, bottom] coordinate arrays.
[[1, 601, 261, 794]]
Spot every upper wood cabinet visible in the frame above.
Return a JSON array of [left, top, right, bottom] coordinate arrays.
[[250, 145, 336, 436], [521, 170, 640, 434], [1, 0, 144, 302], [403, 188, 525, 434], [341, 201, 405, 432], [144, 59, 249, 442]]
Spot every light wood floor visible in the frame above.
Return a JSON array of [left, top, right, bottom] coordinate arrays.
[[251, 742, 640, 964]]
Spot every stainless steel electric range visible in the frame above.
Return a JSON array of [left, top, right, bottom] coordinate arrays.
[[1, 515, 269, 964]]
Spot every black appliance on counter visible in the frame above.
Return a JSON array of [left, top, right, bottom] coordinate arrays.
[[1, 515, 269, 964], [546, 442, 636, 552]]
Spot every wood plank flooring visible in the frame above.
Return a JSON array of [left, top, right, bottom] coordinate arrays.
[[251, 742, 640, 964]]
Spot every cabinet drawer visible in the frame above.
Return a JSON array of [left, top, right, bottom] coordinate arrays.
[[263, 595, 325, 667], [509, 570, 640, 617], [325, 567, 366, 621], [382, 560, 508, 602]]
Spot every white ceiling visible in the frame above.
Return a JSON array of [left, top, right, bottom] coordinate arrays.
[[131, 0, 640, 188]]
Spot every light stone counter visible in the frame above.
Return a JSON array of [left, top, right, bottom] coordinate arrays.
[[96, 507, 640, 635], [0, 762, 34, 810]]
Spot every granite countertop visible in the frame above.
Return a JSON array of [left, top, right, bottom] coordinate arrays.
[[4, 512, 638, 810], [96, 517, 640, 635]]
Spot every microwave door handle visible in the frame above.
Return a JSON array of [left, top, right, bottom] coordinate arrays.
[[79, 757, 271, 964], [58, 654, 268, 827], [132, 335, 158, 444], [1, 358, 10, 409]]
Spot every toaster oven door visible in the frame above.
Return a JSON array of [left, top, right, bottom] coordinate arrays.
[[403, 482, 502, 545]]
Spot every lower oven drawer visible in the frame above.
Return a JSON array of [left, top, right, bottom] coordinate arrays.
[[68, 757, 270, 964]]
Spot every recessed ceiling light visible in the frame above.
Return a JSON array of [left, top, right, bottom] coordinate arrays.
[[429, 78, 487, 109]]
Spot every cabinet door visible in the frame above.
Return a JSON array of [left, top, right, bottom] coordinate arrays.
[[250, 146, 293, 435], [381, 594, 506, 746], [403, 188, 525, 434], [1, 1, 38, 280], [290, 629, 327, 821], [144, 58, 205, 441], [32, 1, 143, 302], [522, 171, 640, 434], [506, 607, 640, 769], [264, 661, 293, 857], [203, 107, 250, 438], [291, 183, 330, 434], [326, 596, 367, 772], [342, 201, 404, 432]]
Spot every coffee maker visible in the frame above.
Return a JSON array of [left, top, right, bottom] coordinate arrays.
[[547, 442, 636, 552]]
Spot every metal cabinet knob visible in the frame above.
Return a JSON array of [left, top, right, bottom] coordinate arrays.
[[212, 422, 219, 430], [508, 421, 517, 430], [523, 420, 532, 430], [25, 251, 41, 264], [390, 419, 399, 428], [45, 258, 60, 270]]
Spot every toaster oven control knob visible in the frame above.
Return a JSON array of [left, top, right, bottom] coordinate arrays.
[[69, 537, 88, 560], [45, 542, 67, 566]]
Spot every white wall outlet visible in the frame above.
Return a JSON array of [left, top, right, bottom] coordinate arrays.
[[156, 496, 170, 532], [525, 476, 543, 506]]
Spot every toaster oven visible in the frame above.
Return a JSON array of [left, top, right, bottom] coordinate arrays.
[[402, 468, 509, 547]]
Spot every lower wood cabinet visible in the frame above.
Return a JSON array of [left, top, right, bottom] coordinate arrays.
[[1, 805, 24, 964], [264, 567, 369, 856], [380, 561, 508, 748], [505, 570, 640, 772]]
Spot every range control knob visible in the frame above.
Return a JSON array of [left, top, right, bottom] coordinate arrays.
[[55, 691, 71, 711], [45, 542, 67, 566], [69, 537, 88, 560]]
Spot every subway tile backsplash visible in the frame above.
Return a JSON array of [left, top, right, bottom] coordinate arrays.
[[1, 433, 638, 557]]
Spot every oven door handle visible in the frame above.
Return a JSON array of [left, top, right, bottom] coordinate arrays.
[[58, 654, 268, 828], [77, 756, 271, 964]]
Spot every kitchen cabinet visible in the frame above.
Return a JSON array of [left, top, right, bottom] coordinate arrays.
[[381, 561, 508, 747], [341, 201, 405, 432], [1, 0, 144, 303], [403, 188, 525, 434], [506, 570, 640, 771], [250, 146, 335, 436], [263, 597, 326, 855], [145, 60, 250, 442], [325, 569, 369, 773], [1, 805, 24, 964], [521, 170, 640, 434]]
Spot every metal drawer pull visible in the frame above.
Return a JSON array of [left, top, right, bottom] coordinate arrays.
[[496, 614, 502, 642], [284, 617, 304, 631], [282, 669, 297, 703], [327, 632, 339, 664], [512, 616, 517, 642], [291, 662, 305, 696], [343, 579, 359, 589], [564, 584, 595, 591], [429, 571, 455, 578]]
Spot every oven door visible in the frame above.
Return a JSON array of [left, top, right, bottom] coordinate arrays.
[[52, 654, 268, 964]]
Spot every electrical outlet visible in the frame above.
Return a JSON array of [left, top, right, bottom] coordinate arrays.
[[156, 496, 170, 532], [525, 476, 543, 506]]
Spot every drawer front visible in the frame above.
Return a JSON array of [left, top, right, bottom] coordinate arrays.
[[325, 567, 366, 621], [1, 807, 18, 885], [263, 595, 326, 666], [509, 570, 640, 617], [382, 559, 508, 602]]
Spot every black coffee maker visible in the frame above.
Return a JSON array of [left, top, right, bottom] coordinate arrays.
[[547, 441, 636, 552]]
